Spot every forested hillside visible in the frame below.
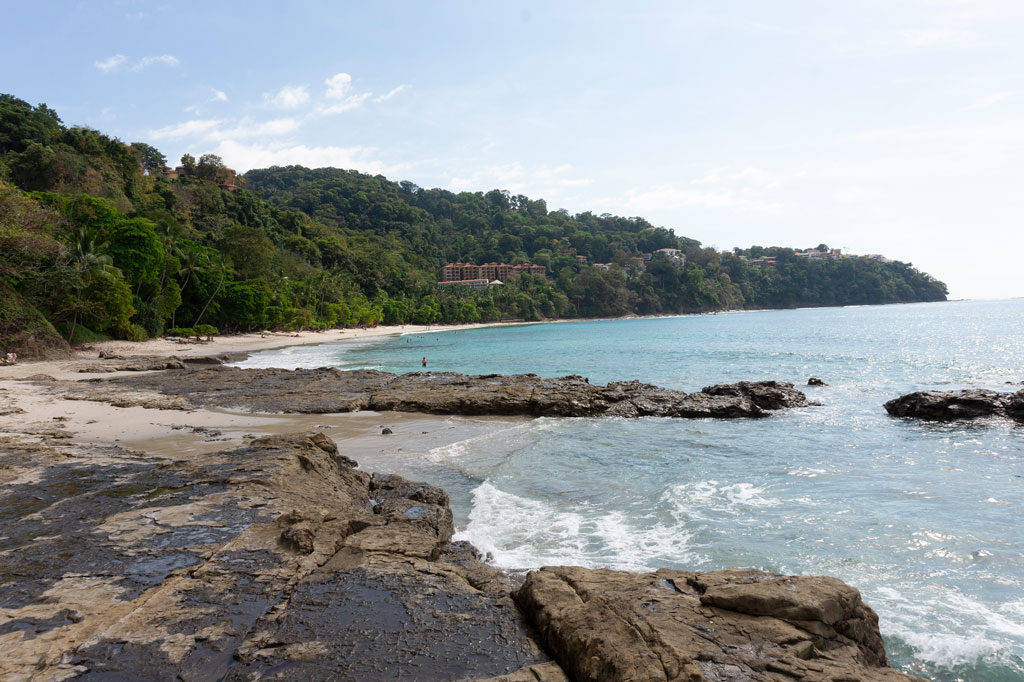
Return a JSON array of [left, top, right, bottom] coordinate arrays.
[[0, 94, 947, 358]]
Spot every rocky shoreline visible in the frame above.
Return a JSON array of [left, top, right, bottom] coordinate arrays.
[[83, 362, 816, 418], [0, 358, 924, 680], [0, 428, 919, 681]]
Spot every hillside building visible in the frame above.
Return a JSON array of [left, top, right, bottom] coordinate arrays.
[[440, 262, 546, 282]]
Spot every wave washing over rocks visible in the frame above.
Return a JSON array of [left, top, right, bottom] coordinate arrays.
[[0, 428, 921, 681]]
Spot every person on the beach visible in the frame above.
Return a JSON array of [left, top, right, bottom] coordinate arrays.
[[422, 357, 427, 367]]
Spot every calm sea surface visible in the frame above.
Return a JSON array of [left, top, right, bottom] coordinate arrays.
[[237, 299, 1024, 681]]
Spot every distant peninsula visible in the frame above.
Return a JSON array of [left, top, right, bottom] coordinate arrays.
[[0, 93, 947, 358]]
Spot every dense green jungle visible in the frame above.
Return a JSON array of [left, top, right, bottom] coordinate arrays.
[[0, 93, 947, 358]]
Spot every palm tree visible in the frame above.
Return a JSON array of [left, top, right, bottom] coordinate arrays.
[[151, 220, 186, 303], [66, 227, 120, 343], [171, 248, 207, 328], [193, 256, 228, 327]]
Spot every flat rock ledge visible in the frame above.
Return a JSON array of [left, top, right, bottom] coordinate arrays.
[[106, 366, 814, 418], [0, 432, 918, 682], [884, 388, 1024, 421]]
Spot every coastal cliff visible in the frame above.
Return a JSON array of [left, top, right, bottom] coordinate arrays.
[[0, 427, 920, 681]]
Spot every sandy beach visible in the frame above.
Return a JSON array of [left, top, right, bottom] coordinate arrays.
[[0, 321, 524, 473]]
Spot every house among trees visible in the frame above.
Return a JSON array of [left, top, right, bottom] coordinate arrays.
[[440, 262, 546, 282]]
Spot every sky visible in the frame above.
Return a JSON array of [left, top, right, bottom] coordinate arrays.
[[4, 1, 1024, 299]]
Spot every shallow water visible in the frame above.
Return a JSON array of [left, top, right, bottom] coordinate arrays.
[[237, 299, 1024, 680]]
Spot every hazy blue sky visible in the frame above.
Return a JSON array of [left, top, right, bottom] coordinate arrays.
[[5, 1, 1023, 299]]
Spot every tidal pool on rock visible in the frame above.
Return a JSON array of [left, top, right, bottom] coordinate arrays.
[[238, 299, 1024, 681]]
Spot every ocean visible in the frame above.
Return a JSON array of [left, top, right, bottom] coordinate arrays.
[[235, 299, 1024, 681]]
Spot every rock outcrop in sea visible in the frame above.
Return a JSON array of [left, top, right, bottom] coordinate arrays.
[[0, 430, 920, 681], [885, 388, 1024, 421], [103, 366, 815, 418]]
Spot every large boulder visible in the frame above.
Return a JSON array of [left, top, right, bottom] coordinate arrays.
[[514, 566, 922, 682], [884, 388, 1024, 421]]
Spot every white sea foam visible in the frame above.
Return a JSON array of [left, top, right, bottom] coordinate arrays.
[[454, 481, 696, 571], [230, 339, 382, 369], [663, 480, 780, 521], [872, 585, 1024, 669]]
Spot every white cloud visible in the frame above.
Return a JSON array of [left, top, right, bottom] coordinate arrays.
[[833, 185, 882, 203], [132, 55, 179, 71], [211, 89, 229, 102], [374, 84, 408, 102], [150, 116, 302, 143], [691, 166, 782, 189], [445, 162, 592, 197], [962, 90, 1017, 111], [317, 92, 372, 115], [324, 72, 353, 99], [268, 85, 310, 109], [149, 119, 224, 140], [95, 54, 127, 72], [95, 53, 179, 72], [898, 27, 978, 49], [216, 118, 301, 139], [213, 139, 405, 175], [622, 185, 783, 214]]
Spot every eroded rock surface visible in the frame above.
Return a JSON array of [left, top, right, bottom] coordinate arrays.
[[0, 432, 555, 681], [514, 566, 922, 682], [105, 367, 813, 418], [884, 388, 1024, 422], [0, 428, 916, 682]]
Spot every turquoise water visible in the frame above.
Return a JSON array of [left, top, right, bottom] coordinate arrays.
[[238, 300, 1024, 680]]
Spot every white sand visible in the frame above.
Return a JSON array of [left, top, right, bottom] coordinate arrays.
[[0, 321, 526, 464]]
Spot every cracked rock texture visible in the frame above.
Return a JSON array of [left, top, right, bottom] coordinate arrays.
[[0, 431, 555, 681], [514, 566, 923, 682], [106, 366, 813, 418], [885, 388, 1024, 422]]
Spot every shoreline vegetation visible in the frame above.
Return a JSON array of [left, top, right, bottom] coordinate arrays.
[[1, 93, 947, 361]]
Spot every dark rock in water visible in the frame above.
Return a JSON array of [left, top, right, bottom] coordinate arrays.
[[514, 566, 923, 682], [808, 376, 827, 386], [884, 388, 1024, 422], [381, 426, 393, 434], [108, 367, 813, 419]]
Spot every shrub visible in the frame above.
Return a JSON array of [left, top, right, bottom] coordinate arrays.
[[118, 323, 148, 342], [166, 327, 195, 337], [281, 307, 313, 331], [194, 324, 218, 339]]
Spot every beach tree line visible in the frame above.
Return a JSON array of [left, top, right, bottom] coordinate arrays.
[[0, 93, 947, 357]]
